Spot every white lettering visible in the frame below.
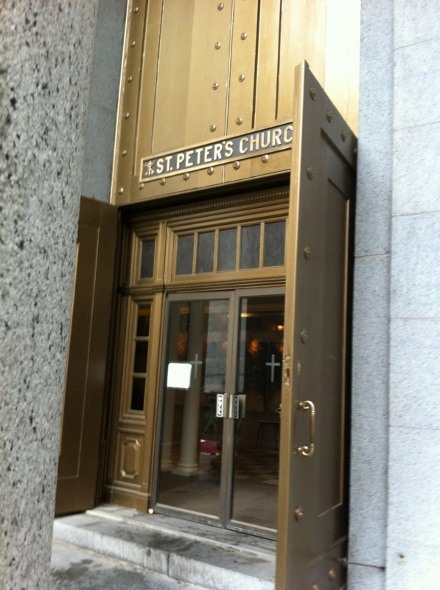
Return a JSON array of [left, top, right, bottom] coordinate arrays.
[[261, 130, 271, 149], [283, 124, 293, 144], [176, 152, 185, 169], [272, 128, 282, 146], [239, 137, 248, 154], [204, 145, 213, 163], [185, 150, 194, 167], [195, 147, 204, 165], [213, 143, 223, 161], [165, 155, 173, 172], [249, 133, 260, 152], [224, 140, 234, 157], [156, 158, 164, 174]]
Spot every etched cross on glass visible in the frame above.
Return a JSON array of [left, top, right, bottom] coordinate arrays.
[[265, 353, 281, 382]]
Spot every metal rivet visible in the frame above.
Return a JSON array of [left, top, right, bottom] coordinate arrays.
[[241, 32, 248, 40], [236, 117, 243, 125], [341, 131, 347, 142], [233, 161, 240, 170], [207, 167, 214, 175], [261, 154, 269, 163], [339, 557, 348, 568], [134, 6, 139, 13], [294, 507, 303, 521], [121, 150, 127, 157], [127, 76, 133, 83], [160, 178, 166, 186], [304, 246, 312, 260], [210, 124, 217, 132], [307, 166, 314, 179], [217, 2, 224, 10], [327, 111, 333, 122], [215, 41, 221, 50], [131, 41, 136, 47], [300, 329, 309, 343], [312, 585, 320, 590], [212, 82, 219, 90], [310, 87, 317, 100], [118, 187, 124, 194], [183, 173, 190, 180], [139, 183, 144, 190], [328, 569, 337, 582], [238, 74, 245, 82], [124, 112, 130, 119]]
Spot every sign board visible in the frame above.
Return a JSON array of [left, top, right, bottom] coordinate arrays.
[[140, 122, 293, 182], [166, 362, 192, 390]]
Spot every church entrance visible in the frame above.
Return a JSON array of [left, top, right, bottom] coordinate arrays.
[[103, 186, 289, 526], [154, 290, 284, 537]]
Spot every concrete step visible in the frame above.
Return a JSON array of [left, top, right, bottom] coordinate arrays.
[[53, 505, 276, 590]]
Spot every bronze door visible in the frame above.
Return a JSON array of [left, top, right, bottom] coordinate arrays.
[[276, 63, 356, 588], [56, 197, 118, 515], [154, 289, 284, 536]]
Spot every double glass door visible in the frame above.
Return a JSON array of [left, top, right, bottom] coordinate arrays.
[[155, 290, 284, 536]]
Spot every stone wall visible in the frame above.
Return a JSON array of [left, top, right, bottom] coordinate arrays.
[[386, 2, 440, 587], [0, 2, 99, 587], [349, 1, 440, 588]]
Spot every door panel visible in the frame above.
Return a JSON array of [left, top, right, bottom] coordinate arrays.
[[56, 197, 118, 515], [276, 62, 356, 588]]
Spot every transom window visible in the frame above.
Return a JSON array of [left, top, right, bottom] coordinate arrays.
[[175, 220, 286, 276]]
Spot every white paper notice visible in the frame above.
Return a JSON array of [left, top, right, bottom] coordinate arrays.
[[166, 362, 192, 390]]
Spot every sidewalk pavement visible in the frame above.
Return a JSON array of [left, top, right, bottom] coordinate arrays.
[[51, 539, 209, 590]]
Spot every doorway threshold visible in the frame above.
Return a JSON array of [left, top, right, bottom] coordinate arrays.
[[53, 504, 276, 590]]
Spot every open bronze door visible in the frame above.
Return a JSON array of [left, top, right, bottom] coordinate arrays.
[[56, 197, 118, 515], [276, 63, 356, 588]]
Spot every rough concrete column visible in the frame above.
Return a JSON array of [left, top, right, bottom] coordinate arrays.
[[0, 2, 99, 588]]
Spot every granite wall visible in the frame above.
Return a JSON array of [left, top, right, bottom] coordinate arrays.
[[349, 1, 440, 588], [386, 2, 440, 587], [0, 2, 99, 588]]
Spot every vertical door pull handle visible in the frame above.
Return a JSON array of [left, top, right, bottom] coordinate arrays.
[[295, 400, 316, 457]]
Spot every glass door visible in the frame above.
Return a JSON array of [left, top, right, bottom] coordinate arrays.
[[230, 293, 284, 534], [156, 294, 232, 523], [155, 290, 284, 536]]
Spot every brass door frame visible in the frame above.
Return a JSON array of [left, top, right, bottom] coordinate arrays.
[[151, 286, 284, 537], [105, 184, 288, 514]]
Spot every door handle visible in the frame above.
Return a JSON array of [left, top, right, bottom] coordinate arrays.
[[295, 400, 316, 457]]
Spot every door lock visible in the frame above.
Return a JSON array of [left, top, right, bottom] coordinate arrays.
[[216, 394, 226, 418], [216, 393, 246, 419]]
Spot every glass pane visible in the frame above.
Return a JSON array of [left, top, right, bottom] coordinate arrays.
[[218, 228, 237, 271], [133, 341, 148, 373], [158, 298, 230, 518], [140, 239, 155, 278], [196, 232, 215, 274], [131, 377, 145, 411], [137, 305, 150, 336], [264, 221, 285, 267], [176, 234, 194, 275], [239, 224, 260, 269], [232, 295, 284, 530]]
